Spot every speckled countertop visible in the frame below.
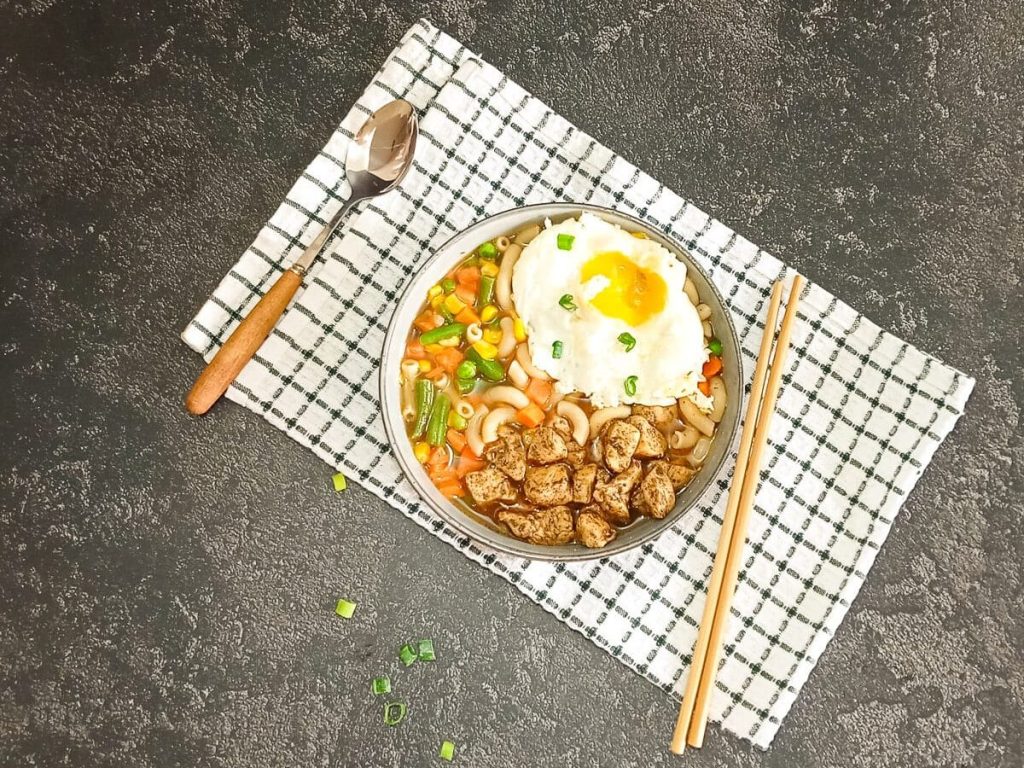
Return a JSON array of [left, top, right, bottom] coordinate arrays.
[[1, 2, 1021, 767]]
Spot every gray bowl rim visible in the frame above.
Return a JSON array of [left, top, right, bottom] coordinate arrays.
[[379, 202, 743, 562]]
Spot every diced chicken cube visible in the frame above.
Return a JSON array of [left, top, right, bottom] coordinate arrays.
[[485, 434, 527, 481], [572, 464, 599, 504], [627, 415, 667, 458], [648, 460, 697, 492], [527, 426, 568, 465], [576, 508, 616, 548], [565, 440, 586, 468], [498, 505, 574, 546], [464, 466, 517, 506], [602, 420, 641, 473], [523, 463, 572, 507], [632, 405, 671, 427], [592, 462, 642, 525], [632, 465, 675, 519], [549, 415, 573, 441]]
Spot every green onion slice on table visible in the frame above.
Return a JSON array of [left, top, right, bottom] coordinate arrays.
[[383, 701, 407, 726]]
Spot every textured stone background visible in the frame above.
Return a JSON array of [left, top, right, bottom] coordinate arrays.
[[1, 2, 1022, 766]]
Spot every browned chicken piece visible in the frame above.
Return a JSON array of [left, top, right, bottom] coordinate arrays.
[[576, 508, 616, 548], [627, 415, 667, 458], [527, 426, 568, 464], [485, 433, 527, 481], [648, 460, 697, 491], [632, 465, 676, 518], [549, 415, 573, 441], [523, 463, 573, 506], [572, 463, 599, 504], [565, 440, 586, 468], [592, 462, 642, 525], [498, 505, 574, 545], [497, 423, 519, 440], [464, 466, 517, 506], [602, 420, 641, 473], [632, 404, 672, 427]]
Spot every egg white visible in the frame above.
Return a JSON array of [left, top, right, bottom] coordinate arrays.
[[511, 213, 708, 408]]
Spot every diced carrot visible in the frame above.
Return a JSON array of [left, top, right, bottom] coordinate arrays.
[[455, 306, 481, 325], [456, 446, 486, 477], [425, 447, 449, 474], [434, 347, 464, 374], [465, 393, 484, 407], [414, 310, 436, 332], [424, 366, 446, 381], [406, 341, 426, 360], [436, 479, 464, 499], [454, 285, 476, 306], [702, 355, 723, 378], [432, 468, 459, 484], [446, 428, 468, 453], [455, 266, 481, 291], [524, 378, 553, 407], [698, 379, 712, 396], [515, 402, 545, 428]]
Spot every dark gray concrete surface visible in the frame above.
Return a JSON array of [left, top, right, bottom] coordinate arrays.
[[2, 1, 1022, 766]]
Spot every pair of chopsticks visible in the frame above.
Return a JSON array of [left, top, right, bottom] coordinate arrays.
[[670, 275, 806, 754]]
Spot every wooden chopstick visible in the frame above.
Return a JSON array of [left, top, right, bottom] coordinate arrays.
[[683, 274, 806, 750], [669, 280, 785, 755]]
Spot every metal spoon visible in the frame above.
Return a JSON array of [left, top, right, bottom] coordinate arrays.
[[186, 99, 419, 415]]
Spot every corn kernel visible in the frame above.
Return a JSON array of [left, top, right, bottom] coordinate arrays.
[[430, 294, 444, 309], [424, 343, 444, 354], [479, 304, 498, 323], [418, 359, 432, 373], [513, 318, 527, 342], [483, 328, 502, 344], [480, 261, 500, 277], [413, 442, 431, 463], [444, 294, 466, 314], [428, 285, 443, 298], [632, 231, 649, 239], [471, 340, 498, 360]]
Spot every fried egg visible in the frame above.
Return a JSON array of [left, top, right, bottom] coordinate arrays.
[[511, 213, 708, 408]]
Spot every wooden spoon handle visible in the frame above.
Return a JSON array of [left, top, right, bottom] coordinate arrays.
[[185, 268, 303, 415]]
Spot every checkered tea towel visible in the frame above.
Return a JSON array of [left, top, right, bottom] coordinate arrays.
[[182, 20, 974, 748]]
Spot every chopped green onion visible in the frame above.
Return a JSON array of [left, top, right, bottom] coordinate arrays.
[[617, 332, 636, 352], [419, 323, 466, 345], [708, 338, 723, 356], [558, 294, 577, 311], [456, 360, 477, 380], [417, 638, 436, 661], [439, 741, 456, 761], [478, 242, 498, 260], [441, 277, 456, 293], [456, 377, 476, 394], [383, 701, 407, 726], [399, 643, 418, 667], [335, 599, 356, 619], [332, 472, 347, 492], [624, 375, 638, 396], [551, 340, 564, 359], [556, 233, 575, 250], [371, 676, 391, 695]]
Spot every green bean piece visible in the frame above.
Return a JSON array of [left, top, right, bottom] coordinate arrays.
[[478, 274, 496, 306], [466, 347, 504, 382], [426, 393, 451, 446], [455, 360, 477, 380], [441, 277, 456, 293], [411, 380, 435, 439], [419, 323, 466, 346], [456, 377, 476, 394]]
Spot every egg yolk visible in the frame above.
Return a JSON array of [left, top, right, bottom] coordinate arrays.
[[580, 251, 667, 326]]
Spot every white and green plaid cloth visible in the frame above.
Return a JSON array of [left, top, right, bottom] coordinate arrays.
[[182, 20, 974, 748]]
